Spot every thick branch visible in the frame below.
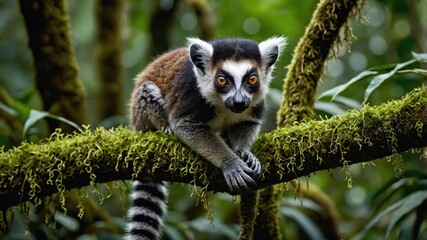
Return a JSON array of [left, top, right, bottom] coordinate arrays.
[[0, 87, 426, 211], [19, 0, 88, 132], [95, 0, 126, 120], [277, 0, 363, 126], [260, 0, 364, 237]]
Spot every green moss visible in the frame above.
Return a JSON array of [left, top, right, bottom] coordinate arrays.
[[255, 87, 427, 178], [416, 121, 424, 138], [19, 0, 88, 132]]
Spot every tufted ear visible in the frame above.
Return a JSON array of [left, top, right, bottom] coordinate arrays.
[[258, 36, 287, 71], [187, 37, 213, 76]]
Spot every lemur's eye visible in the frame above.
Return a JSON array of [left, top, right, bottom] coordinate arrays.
[[248, 76, 258, 85], [216, 76, 228, 86]]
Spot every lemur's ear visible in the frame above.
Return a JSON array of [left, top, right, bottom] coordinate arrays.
[[258, 36, 287, 71], [187, 38, 213, 75]]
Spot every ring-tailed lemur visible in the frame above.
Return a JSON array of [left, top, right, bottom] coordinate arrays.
[[126, 37, 286, 239]]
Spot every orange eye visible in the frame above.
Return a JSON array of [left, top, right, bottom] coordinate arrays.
[[248, 76, 258, 85], [216, 76, 228, 86]]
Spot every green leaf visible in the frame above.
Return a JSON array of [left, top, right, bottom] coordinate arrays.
[[368, 171, 427, 209], [280, 206, 325, 240], [23, 109, 81, 136], [319, 52, 427, 102], [317, 70, 377, 101], [315, 101, 346, 115], [360, 200, 403, 236], [363, 59, 417, 101], [412, 52, 427, 62], [399, 68, 427, 76], [54, 212, 79, 231], [368, 177, 409, 206], [0, 101, 18, 117], [369, 63, 399, 72], [333, 96, 362, 109], [386, 190, 427, 239]]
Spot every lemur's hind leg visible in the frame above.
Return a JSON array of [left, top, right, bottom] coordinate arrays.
[[132, 81, 171, 132]]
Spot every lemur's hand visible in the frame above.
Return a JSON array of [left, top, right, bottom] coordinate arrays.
[[236, 150, 261, 177], [222, 159, 257, 193]]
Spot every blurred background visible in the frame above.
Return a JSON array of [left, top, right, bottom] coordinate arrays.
[[1, 0, 426, 239]]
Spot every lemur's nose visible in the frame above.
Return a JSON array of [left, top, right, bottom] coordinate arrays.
[[226, 92, 250, 113]]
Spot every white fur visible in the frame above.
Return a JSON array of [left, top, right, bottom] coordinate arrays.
[[258, 36, 287, 71], [220, 60, 253, 102], [186, 37, 217, 105], [221, 60, 253, 90], [186, 37, 213, 56], [208, 105, 261, 132], [186, 37, 213, 77]]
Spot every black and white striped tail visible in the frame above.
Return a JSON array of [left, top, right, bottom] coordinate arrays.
[[125, 181, 168, 240]]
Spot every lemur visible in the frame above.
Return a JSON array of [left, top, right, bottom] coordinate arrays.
[[126, 37, 286, 240]]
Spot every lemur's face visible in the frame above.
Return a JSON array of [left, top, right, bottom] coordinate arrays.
[[188, 37, 286, 113], [213, 60, 262, 113]]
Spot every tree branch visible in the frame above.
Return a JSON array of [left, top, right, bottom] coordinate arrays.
[[19, 0, 88, 132], [0, 86, 425, 211], [277, 0, 364, 126], [95, 0, 126, 120]]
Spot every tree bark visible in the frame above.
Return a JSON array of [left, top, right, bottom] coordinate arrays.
[[0, 86, 425, 212], [256, 0, 365, 238], [95, 0, 125, 121], [186, 0, 216, 40], [19, 0, 88, 132], [149, 0, 178, 57]]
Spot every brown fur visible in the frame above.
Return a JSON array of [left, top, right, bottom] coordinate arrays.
[[133, 48, 188, 94], [130, 48, 188, 124]]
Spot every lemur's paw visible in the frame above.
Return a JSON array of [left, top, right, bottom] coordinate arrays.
[[236, 150, 261, 177], [160, 126, 173, 134], [223, 160, 257, 194]]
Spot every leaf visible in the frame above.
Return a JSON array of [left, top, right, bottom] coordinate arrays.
[[386, 190, 427, 239], [368, 171, 427, 209], [317, 70, 377, 101], [54, 212, 79, 231], [368, 177, 409, 206], [314, 101, 346, 115], [0, 101, 18, 117], [412, 52, 427, 62], [333, 96, 362, 109], [319, 52, 427, 102], [399, 68, 427, 77], [280, 207, 326, 240], [23, 109, 81, 136], [369, 63, 400, 72], [363, 59, 417, 101], [360, 200, 403, 236]]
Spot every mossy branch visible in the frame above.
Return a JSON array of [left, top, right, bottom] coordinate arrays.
[[0, 87, 427, 210], [277, 0, 364, 126], [19, 0, 88, 132], [259, 0, 364, 237], [95, 0, 126, 120], [0, 87, 426, 211]]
